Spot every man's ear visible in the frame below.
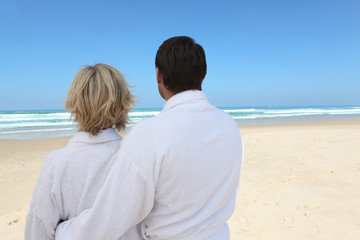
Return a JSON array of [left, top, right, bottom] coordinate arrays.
[[156, 67, 163, 84]]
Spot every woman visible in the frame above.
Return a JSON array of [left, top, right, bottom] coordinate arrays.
[[25, 63, 134, 240]]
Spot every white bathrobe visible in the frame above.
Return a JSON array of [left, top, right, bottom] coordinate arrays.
[[25, 128, 123, 240]]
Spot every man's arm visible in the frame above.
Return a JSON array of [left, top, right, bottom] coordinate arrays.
[[25, 209, 56, 240], [25, 154, 61, 240], [56, 124, 156, 240]]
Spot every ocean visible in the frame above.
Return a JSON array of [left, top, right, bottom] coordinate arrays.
[[1, 106, 360, 140]]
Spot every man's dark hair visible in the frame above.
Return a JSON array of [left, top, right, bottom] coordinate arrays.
[[155, 36, 207, 93]]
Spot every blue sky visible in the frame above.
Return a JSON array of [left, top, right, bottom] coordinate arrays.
[[0, 0, 359, 110]]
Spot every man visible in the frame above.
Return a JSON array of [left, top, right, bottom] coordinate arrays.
[[56, 36, 243, 240]]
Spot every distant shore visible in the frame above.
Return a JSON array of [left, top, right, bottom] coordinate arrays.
[[1, 119, 360, 239]]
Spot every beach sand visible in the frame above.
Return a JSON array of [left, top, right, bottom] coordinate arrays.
[[1, 119, 359, 239]]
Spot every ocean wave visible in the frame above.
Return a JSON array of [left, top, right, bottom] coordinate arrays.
[[263, 108, 360, 115], [0, 112, 71, 118], [224, 109, 256, 113], [231, 112, 349, 120], [0, 117, 72, 122], [129, 111, 161, 117], [232, 112, 360, 120], [0, 121, 75, 129], [0, 127, 76, 134]]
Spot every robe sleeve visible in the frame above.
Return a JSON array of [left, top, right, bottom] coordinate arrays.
[[25, 153, 62, 240]]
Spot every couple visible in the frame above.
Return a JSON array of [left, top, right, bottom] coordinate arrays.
[[25, 36, 244, 240]]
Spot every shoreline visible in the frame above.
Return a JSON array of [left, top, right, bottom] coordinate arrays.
[[235, 114, 360, 126], [1, 119, 360, 239], [1, 118, 359, 141], [239, 118, 360, 128]]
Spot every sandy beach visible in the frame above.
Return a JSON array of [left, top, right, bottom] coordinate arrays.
[[1, 119, 359, 240]]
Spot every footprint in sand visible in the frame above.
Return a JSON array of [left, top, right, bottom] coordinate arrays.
[[296, 204, 320, 211], [240, 229, 262, 237], [281, 217, 295, 228], [239, 216, 252, 227], [8, 218, 20, 226]]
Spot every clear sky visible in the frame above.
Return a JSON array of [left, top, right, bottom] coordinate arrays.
[[0, 0, 359, 110]]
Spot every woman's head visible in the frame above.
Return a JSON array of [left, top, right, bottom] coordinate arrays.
[[64, 63, 134, 135]]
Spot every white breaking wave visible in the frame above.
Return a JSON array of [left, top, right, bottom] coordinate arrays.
[[0, 121, 74, 129], [0, 112, 71, 118], [0, 116, 72, 122], [232, 113, 323, 120], [224, 109, 256, 113], [129, 111, 161, 117], [0, 127, 76, 134], [263, 108, 360, 115]]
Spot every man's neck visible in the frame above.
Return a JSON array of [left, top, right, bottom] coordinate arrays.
[[163, 89, 176, 101]]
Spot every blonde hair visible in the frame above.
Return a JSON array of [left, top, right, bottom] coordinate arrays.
[[64, 63, 135, 135]]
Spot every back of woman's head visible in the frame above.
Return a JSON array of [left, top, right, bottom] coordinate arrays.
[[64, 63, 135, 135]]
